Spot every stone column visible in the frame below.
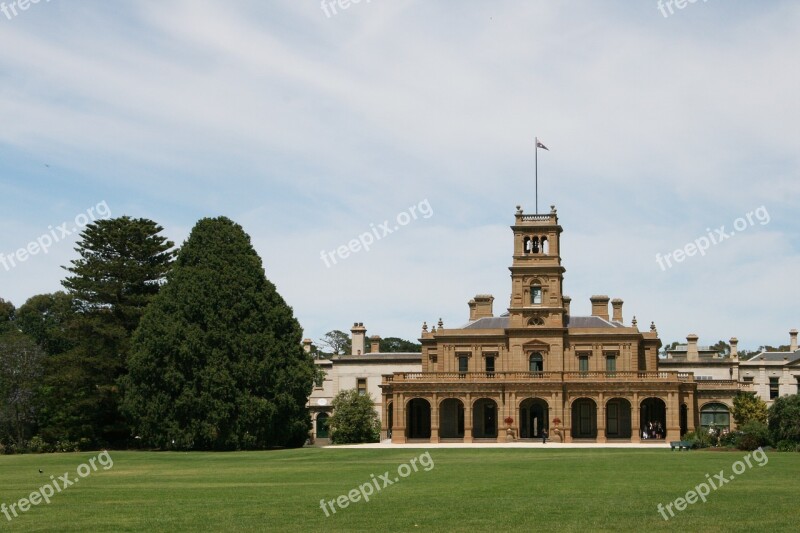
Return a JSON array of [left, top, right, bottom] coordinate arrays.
[[596, 393, 606, 443], [631, 392, 640, 443], [463, 394, 473, 443], [393, 393, 406, 444], [431, 393, 440, 443], [666, 392, 680, 441]]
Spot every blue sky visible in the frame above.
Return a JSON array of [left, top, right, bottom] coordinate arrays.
[[1, 0, 798, 350]]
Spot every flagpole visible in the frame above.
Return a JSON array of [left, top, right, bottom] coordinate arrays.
[[535, 137, 539, 214]]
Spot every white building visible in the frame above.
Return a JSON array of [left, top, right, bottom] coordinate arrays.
[[306, 323, 421, 444]]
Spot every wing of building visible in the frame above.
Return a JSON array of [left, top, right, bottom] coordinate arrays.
[[310, 206, 798, 444]]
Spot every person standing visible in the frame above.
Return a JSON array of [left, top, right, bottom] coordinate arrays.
[[542, 427, 549, 444]]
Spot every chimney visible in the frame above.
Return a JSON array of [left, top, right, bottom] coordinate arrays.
[[790, 329, 798, 352], [729, 337, 738, 359], [302, 338, 313, 353], [370, 335, 381, 353], [563, 296, 571, 316], [351, 322, 366, 355], [468, 299, 477, 321], [472, 295, 494, 319], [611, 298, 623, 323], [590, 295, 610, 321], [686, 334, 699, 361]]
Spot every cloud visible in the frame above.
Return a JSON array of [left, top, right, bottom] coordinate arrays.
[[0, 0, 797, 349]]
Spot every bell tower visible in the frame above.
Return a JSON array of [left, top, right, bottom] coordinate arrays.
[[507, 205, 567, 329]]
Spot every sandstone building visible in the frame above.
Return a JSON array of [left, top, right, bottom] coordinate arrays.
[[379, 206, 751, 443]]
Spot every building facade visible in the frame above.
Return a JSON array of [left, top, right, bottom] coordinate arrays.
[[380, 206, 752, 443], [306, 329, 421, 444]]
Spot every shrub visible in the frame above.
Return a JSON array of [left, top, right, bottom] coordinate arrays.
[[54, 440, 80, 453], [719, 430, 741, 448], [28, 435, 51, 453], [682, 429, 712, 449], [776, 439, 800, 452], [737, 421, 770, 451], [328, 389, 381, 444], [767, 394, 800, 445]]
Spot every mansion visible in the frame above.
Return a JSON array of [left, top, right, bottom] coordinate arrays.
[[309, 205, 799, 444]]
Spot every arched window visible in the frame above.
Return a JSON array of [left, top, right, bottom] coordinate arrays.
[[529, 352, 543, 372], [532, 237, 540, 254], [541, 236, 549, 255], [700, 403, 730, 432]]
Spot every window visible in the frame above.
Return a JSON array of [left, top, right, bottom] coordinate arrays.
[[531, 285, 542, 305], [458, 356, 469, 373], [314, 373, 324, 388], [529, 352, 543, 372], [579, 355, 589, 374], [743, 376, 754, 383], [357, 378, 367, 396], [700, 403, 730, 432], [606, 355, 616, 375], [485, 356, 495, 373], [769, 377, 779, 400], [316, 413, 330, 439]]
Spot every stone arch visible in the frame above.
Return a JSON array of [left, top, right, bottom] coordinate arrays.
[[519, 397, 549, 438], [439, 397, 465, 439], [571, 397, 597, 438], [406, 398, 431, 439], [640, 397, 667, 440], [472, 397, 498, 439], [605, 397, 632, 438]]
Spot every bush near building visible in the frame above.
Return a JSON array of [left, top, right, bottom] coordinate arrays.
[[328, 389, 381, 444]]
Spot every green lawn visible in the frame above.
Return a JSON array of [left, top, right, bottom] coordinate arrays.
[[0, 447, 797, 532]]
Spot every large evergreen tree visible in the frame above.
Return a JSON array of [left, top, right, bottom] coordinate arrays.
[[123, 217, 315, 450], [41, 217, 176, 447]]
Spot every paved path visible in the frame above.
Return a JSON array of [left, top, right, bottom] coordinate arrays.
[[326, 440, 671, 449]]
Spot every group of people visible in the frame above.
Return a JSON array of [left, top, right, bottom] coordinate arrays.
[[641, 421, 664, 440]]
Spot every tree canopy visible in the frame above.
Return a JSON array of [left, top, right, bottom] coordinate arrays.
[[377, 337, 421, 353], [123, 217, 315, 450]]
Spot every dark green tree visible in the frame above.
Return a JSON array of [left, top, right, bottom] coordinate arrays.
[[709, 340, 731, 357], [378, 337, 422, 353], [768, 394, 800, 445], [15, 292, 76, 356], [0, 298, 15, 334], [0, 331, 45, 447], [41, 217, 176, 447], [328, 389, 381, 444], [122, 217, 315, 450], [661, 341, 680, 355]]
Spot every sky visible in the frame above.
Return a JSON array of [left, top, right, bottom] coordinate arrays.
[[0, 0, 798, 351]]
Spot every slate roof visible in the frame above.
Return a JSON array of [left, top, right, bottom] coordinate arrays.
[[741, 350, 800, 364], [335, 352, 422, 362]]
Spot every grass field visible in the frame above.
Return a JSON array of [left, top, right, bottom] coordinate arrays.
[[0, 447, 797, 532]]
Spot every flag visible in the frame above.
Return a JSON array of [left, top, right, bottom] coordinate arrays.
[[536, 138, 549, 151]]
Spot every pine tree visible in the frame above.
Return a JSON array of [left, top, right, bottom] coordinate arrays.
[[44, 217, 175, 447], [123, 217, 315, 450]]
